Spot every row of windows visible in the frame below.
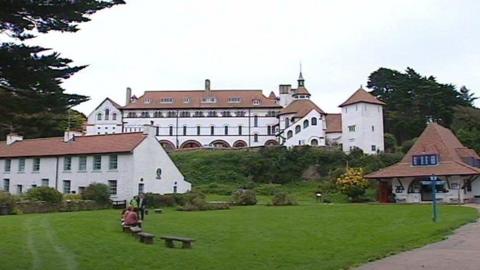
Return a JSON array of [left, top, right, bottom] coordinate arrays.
[[2, 155, 118, 173], [347, 125, 375, 133], [154, 125, 276, 136], [285, 117, 319, 128], [286, 118, 318, 139], [97, 108, 118, 121], [344, 104, 382, 113], [125, 111, 279, 118], [2, 178, 118, 195], [141, 97, 263, 105]]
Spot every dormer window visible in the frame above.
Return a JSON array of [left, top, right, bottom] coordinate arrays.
[[252, 99, 261, 105], [183, 97, 191, 104], [202, 97, 217, 103], [412, 154, 439, 166], [160, 97, 174, 104], [228, 97, 241, 103], [144, 98, 152, 104]]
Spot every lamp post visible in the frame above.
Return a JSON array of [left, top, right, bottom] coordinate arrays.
[[430, 175, 438, 223]]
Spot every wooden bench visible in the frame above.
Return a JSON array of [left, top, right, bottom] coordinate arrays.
[[129, 226, 143, 237], [112, 200, 127, 209], [138, 232, 155, 244], [160, 236, 195, 249], [122, 225, 131, 233]]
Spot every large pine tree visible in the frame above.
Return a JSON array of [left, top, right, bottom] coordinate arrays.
[[0, 0, 124, 138]]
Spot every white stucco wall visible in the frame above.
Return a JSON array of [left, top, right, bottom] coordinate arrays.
[[281, 110, 327, 147], [86, 99, 123, 135], [341, 103, 384, 154]]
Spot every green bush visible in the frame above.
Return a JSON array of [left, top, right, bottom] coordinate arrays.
[[177, 191, 229, 211], [81, 183, 110, 205], [193, 183, 236, 195], [255, 184, 283, 195], [231, 189, 257, 205], [0, 191, 15, 215], [64, 194, 82, 201], [26, 187, 63, 203], [271, 192, 297, 206]]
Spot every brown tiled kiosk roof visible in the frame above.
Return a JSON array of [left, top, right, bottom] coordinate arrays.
[[292, 87, 311, 96], [279, 99, 325, 118], [123, 90, 282, 109], [326, 114, 342, 133], [0, 133, 147, 158], [365, 123, 480, 179], [339, 87, 386, 107]]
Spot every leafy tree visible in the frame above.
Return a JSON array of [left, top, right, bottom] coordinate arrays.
[[0, 0, 124, 139], [81, 183, 111, 205], [384, 133, 398, 153], [26, 187, 63, 204], [367, 67, 474, 143], [451, 106, 480, 152], [458, 86, 478, 106]]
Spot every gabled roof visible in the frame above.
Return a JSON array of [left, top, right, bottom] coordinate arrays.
[[88, 98, 123, 118], [366, 123, 480, 179], [279, 99, 325, 118], [268, 91, 278, 99], [0, 133, 147, 158], [123, 90, 282, 109], [326, 114, 342, 133], [339, 87, 385, 107]]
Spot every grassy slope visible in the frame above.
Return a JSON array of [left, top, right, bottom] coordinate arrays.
[[0, 205, 477, 270]]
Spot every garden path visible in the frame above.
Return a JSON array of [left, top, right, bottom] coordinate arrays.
[[356, 204, 480, 270]]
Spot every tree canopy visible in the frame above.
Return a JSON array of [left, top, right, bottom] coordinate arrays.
[[367, 67, 477, 144], [0, 0, 124, 139]]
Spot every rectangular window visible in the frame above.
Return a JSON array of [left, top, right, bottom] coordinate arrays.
[[64, 156, 72, 171], [371, 125, 375, 132], [138, 183, 144, 194], [17, 184, 23, 194], [224, 126, 229, 135], [412, 154, 439, 166], [3, 179, 9, 192], [109, 155, 118, 170], [197, 126, 201, 136], [4, 159, 11, 172], [267, 126, 271, 135], [108, 180, 117, 195], [63, 180, 71, 194], [169, 126, 173, 136], [183, 126, 187, 136], [79, 156, 87, 171], [371, 145, 376, 151], [238, 125, 243, 135], [18, 158, 25, 172], [93, 155, 102, 170], [33, 158, 40, 172], [78, 186, 86, 194], [254, 116, 258, 127], [348, 125, 356, 132], [41, 179, 49, 187], [210, 126, 215, 135]]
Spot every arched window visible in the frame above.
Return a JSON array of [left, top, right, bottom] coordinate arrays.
[[97, 113, 102, 121], [311, 117, 317, 126], [112, 113, 117, 121], [253, 115, 258, 127], [253, 133, 259, 142], [311, 139, 318, 146], [169, 126, 173, 136], [105, 109, 110, 120], [183, 125, 187, 136], [285, 118, 290, 128], [224, 126, 229, 135], [303, 119, 309, 128], [287, 130, 293, 138], [295, 125, 301, 134], [210, 126, 215, 135]]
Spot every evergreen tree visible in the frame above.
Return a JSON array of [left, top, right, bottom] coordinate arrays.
[[0, 0, 124, 138]]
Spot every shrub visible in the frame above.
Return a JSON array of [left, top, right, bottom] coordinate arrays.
[[271, 192, 297, 206], [26, 187, 63, 203], [145, 193, 177, 208], [231, 189, 257, 205], [255, 184, 283, 195], [0, 191, 15, 215], [336, 168, 369, 202], [64, 194, 82, 201], [177, 192, 229, 211], [81, 183, 111, 205]]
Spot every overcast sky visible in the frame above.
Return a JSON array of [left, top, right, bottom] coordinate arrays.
[[30, 0, 480, 115]]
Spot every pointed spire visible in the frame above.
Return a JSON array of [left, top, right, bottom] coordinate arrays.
[[298, 62, 305, 88]]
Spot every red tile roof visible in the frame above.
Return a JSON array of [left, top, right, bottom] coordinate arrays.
[[279, 99, 325, 118], [0, 133, 147, 158], [292, 87, 310, 96], [123, 90, 282, 109], [326, 114, 342, 133], [339, 88, 386, 107], [365, 123, 480, 178]]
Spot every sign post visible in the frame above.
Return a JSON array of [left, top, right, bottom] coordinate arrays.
[[430, 175, 438, 223]]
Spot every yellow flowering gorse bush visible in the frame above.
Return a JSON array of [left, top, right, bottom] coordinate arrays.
[[336, 168, 369, 201]]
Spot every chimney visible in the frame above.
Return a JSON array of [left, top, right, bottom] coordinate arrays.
[[6, 133, 23, 145], [205, 79, 211, 92], [143, 124, 157, 137], [64, 131, 83, 142], [126, 87, 132, 105], [279, 84, 291, 95]]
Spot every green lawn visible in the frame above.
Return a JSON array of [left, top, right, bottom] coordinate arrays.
[[0, 204, 477, 270]]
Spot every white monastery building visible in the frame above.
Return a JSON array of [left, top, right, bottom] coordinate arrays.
[[87, 73, 385, 154], [0, 128, 191, 200]]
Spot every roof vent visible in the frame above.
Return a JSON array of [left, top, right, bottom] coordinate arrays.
[[6, 133, 23, 145]]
